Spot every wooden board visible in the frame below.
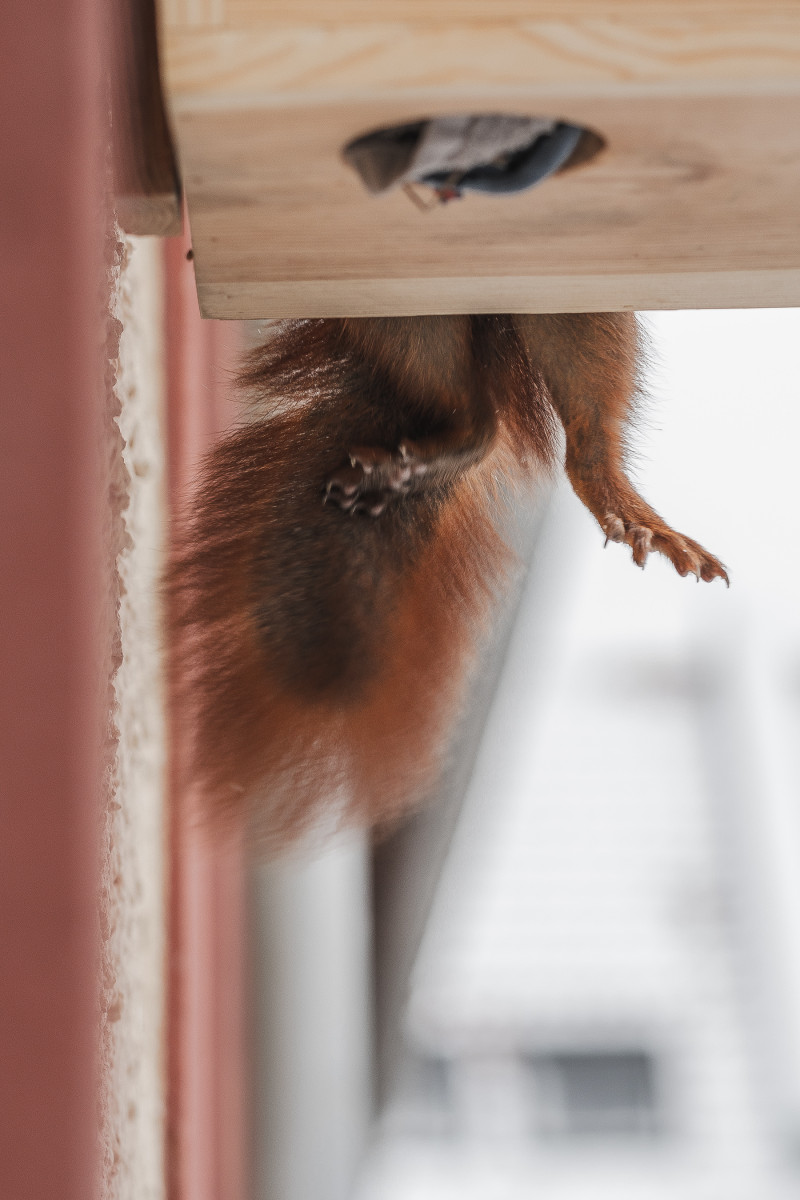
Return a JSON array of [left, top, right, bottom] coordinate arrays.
[[113, 0, 181, 236], [158, 2, 800, 316]]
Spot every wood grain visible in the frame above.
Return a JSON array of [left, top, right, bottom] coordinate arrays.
[[113, 0, 182, 235], [157, 0, 800, 315], [162, 0, 800, 31], [173, 94, 800, 316], [197, 273, 800, 320], [162, 19, 800, 103]]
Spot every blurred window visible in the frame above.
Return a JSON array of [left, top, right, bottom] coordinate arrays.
[[526, 1050, 660, 1139]]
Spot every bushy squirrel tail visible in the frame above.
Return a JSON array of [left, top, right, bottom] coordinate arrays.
[[167, 319, 557, 850]]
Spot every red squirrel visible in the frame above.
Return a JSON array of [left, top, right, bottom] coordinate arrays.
[[168, 314, 727, 847]]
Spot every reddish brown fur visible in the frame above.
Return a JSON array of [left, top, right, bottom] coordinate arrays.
[[514, 314, 729, 578], [168, 314, 726, 850]]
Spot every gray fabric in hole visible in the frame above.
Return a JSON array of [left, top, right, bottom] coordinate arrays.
[[343, 115, 593, 198]]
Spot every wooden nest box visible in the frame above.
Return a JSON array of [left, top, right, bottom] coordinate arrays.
[[158, 1, 800, 317]]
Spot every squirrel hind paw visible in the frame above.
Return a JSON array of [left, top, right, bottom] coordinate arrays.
[[602, 512, 729, 585], [650, 528, 728, 585], [324, 446, 414, 516]]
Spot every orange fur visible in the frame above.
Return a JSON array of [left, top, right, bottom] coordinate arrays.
[[168, 314, 726, 850]]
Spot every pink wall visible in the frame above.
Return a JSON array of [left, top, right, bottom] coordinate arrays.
[[0, 8, 249, 1191], [165, 232, 248, 1200], [0, 1, 106, 1197]]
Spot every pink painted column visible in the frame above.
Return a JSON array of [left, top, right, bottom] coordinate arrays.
[[164, 231, 248, 1200], [0, 1, 106, 1197]]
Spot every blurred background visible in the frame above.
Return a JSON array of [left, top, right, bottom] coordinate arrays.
[[249, 309, 800, 1200], [8, 4, 800, 1197]]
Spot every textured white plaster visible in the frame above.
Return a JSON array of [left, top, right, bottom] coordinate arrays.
[[99, 232, 168, 1200]]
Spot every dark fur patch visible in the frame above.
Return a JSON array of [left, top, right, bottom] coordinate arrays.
[[167, 317, 559, 849]]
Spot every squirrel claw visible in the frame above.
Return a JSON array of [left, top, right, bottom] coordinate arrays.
[[325, 443, 423, 516], [602, 514, 626, 543], [601, 511, 728, 586]]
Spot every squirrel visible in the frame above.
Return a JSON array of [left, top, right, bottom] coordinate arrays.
[[168, 314, 727, 849]]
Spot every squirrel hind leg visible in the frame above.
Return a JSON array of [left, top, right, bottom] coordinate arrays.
[[324, 446, 415, 516], [565, 410, 729, 583], [324, 409, 498, 516], [513, 313, 727, 584], [598, 499, 728, 583]]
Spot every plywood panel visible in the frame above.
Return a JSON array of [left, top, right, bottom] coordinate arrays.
[[161, 2, 800, 99], [158, 1, 800, 316]]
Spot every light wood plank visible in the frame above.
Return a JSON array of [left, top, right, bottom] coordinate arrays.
[[177, 94, 800, 315], [157, 0, 800, 315], [113, 0, 181, 235], [163, 18, 800, 103], [162, 0, 800, 31], [198, 272, 800, 320]]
